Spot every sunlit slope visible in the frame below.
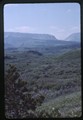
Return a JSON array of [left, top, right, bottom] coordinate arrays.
[[35, 48, 81, 117]]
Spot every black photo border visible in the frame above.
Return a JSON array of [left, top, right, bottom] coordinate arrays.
[[0, 0, 83, 119]]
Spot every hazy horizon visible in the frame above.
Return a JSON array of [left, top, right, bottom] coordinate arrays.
[[4, 3, 80, 40], [4, 31, 80, 40]]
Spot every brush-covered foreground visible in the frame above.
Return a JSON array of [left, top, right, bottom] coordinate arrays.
[[5, 48, 82, 118]]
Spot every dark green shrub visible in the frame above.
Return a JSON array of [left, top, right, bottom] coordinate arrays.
[[5, 64, 45, 118]]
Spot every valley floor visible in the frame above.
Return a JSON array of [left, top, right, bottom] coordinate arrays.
[[4, 48, 82, 118]]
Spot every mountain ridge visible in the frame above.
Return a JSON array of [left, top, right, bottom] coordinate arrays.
[[65, 33, 80, 42], [4, 32, 80, 51]]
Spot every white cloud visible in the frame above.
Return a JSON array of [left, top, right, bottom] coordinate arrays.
[[6, 26, 35, 33], [71, 26, 80, 31]]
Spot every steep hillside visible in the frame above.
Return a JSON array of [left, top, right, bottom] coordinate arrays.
[[4, 32, 57, 48], [4, 31, 81, 118], [65, 33, 80, 42], [4, 32, 80, 50], [4, 47, 81, 118], [4, 32, 80, 56]]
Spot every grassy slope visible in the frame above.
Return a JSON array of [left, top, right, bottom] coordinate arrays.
[[36, 91, 82, 117], [5, 48, 82, 117], [35, 48, 82, 117]]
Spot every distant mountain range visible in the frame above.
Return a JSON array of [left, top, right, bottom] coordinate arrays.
[[4, 32, 57, 48], [4, 32, 80, 48], [4, 32, 80, 55], [65, 33, 80, 42]]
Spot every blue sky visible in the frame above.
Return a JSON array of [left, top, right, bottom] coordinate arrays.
[[4, 3, 80, 39]]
